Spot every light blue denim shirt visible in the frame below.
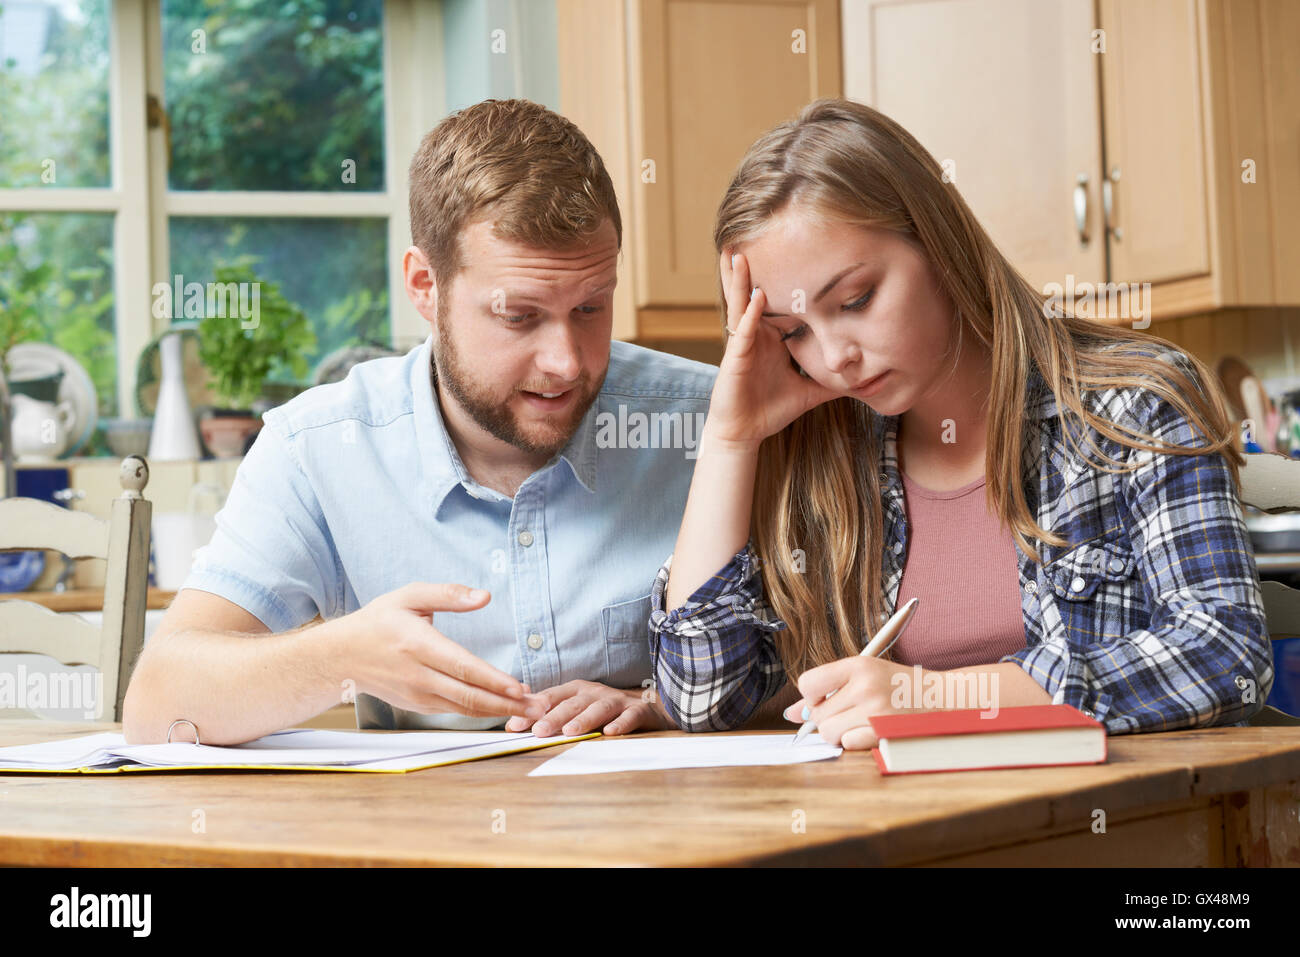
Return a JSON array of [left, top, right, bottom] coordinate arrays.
[[181, 335, 717, 730]]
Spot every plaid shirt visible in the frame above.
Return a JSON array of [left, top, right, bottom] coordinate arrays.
[[649, 345, 1275, 734]]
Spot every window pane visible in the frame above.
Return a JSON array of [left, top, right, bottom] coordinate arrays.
[[0, 212, 117, 448], [161, 0, 385, 191], [0, 0, 111, 188], [168, 216, 389, 385]]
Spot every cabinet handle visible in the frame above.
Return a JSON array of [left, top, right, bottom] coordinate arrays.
[[1073, 173, 1090, 247], [1104, 167, 1122, 242]]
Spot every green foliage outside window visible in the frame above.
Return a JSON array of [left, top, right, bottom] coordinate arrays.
[[0, 0, 392, 457]]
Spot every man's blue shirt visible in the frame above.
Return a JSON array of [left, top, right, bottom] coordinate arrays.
[[182, 336, 716, 729]]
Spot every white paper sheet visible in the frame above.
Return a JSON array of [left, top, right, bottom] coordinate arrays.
[[527, 732, 842, 776], [0, 732, 126, 770], [109, 729, 533, 767], [0, 728, 592, 772]]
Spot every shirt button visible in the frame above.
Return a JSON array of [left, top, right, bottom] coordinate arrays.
[[1108, 557, 1125, 573], [1024, 580, 1037, 594], [526, 633, 543, 650], [1070, 576, 1086, 592], [892, 541, 903, 555], [517, 530, 534, 547]]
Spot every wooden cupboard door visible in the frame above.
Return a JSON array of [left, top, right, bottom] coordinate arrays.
[[630, 0, 842, 307], [841, 0, 1106, 295], [1098, 0, 1210, 287], [557, 0, 639, 339], [1198, 0, 1300, 307]]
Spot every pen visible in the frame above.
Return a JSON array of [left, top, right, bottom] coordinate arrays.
[[790, 596, 920, 746]]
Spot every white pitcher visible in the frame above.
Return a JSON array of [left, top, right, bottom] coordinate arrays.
[[9, 393, 76, 462]]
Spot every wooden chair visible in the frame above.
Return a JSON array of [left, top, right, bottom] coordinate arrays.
[[0, 456, 151, 722], [1238, 451, 1300, 725]]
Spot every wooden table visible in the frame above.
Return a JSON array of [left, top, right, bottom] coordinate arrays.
[[1, 721, 1298, 866], [14, 588, 176, 612]]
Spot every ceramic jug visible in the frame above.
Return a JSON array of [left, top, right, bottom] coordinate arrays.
[[9, 393, 76, 462]]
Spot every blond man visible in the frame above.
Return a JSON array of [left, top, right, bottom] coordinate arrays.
[[124, 99, 716, 744]]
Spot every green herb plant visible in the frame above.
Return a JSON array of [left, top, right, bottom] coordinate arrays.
[[196, 261, 317, 412]]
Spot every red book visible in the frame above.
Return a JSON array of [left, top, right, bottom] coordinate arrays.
[[869, 704, 1107, 775]]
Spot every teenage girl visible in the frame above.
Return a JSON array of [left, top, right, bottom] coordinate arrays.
[[649, 98, 1273, 749]]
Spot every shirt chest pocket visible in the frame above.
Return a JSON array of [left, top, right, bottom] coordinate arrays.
[[1047, 538, 1136, 601], [601, 594, 654, 689]]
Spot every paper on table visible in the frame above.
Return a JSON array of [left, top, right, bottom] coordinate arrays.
[[527, 732, 842, 776], [0, 728, 595, 773], [0, 732, 127, 771], [110, 729, 533, 767]]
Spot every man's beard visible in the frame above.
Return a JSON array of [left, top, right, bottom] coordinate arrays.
[[433, 310, 604, 459]]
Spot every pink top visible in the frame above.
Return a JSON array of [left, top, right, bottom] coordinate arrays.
[[889, 471, 1027, 671]]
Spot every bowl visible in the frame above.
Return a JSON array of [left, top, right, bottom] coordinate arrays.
[[102, 418, 154, 458], [0, 550, 46, 593]]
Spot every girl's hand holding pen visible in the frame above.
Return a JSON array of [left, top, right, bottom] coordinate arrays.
[[783, 657, 920, 751], [702, 249, 838, 453]]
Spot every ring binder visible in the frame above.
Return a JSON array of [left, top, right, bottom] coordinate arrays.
[[166, 719, 200, 745]]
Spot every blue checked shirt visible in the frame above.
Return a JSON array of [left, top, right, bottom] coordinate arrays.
[[649, 344, 1274, 734]]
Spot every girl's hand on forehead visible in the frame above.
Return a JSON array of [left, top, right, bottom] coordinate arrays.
[[706, 248, 838, 450]]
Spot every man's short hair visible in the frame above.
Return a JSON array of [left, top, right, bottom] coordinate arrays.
[[408, 98, 622, 289]]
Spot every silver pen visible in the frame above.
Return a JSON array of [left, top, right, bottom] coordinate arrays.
[[791, 596, 920, 746]]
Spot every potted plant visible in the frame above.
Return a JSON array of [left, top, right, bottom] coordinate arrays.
[[196, 261, 316, 457]]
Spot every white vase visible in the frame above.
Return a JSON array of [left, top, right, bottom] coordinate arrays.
[[147, 331, 201, 461]]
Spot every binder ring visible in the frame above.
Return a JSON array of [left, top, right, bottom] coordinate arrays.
[[166, 719, 200, 745]]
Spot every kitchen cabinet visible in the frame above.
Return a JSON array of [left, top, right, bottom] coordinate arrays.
[[557, 0, 841, 341], [842, 0, 1300, 322], [1097, 0, 1209, 294], [843, 0, 1107, 298]]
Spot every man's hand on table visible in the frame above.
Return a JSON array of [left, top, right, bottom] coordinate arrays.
[[505, 679, 675, 737], [340, 582, 549, 721]]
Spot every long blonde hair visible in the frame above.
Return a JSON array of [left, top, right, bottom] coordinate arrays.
[[714, 98, 1242, 681]]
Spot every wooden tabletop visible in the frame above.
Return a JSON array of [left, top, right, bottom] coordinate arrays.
[[1, 721, 1298, 866], [11, 588, 176, 613]]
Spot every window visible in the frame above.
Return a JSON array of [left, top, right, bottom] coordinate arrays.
[[0, 0, 116, 430], [157, 0, 391, 396], [0, 0, 441, 455]]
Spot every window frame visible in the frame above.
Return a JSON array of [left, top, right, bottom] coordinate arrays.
[[0, 0, 444, 422]]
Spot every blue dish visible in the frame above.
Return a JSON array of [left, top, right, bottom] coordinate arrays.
[[0, 550, 46, 593]]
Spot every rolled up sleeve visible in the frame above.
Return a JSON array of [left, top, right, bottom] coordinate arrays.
[[180, 411, 342, 633], [648, 542, 788, 731]]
